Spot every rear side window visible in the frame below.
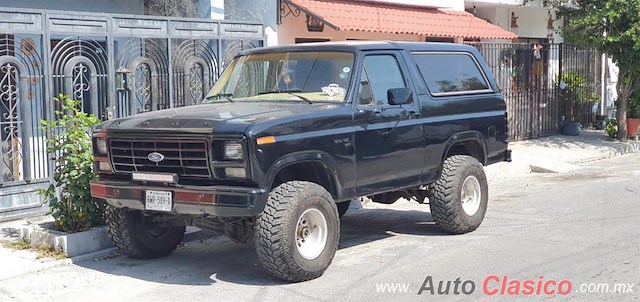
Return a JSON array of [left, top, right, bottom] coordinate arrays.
[[412, 52, 492, 96]]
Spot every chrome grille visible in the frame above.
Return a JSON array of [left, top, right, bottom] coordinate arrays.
[[109, 138, 212, 177]]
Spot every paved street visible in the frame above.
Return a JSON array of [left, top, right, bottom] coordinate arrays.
[[2, 154, 640, 301]]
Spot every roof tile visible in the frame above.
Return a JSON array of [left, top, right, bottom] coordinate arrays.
[[288, 0, 517, 40]]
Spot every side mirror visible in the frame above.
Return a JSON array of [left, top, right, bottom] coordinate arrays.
[[387, 87, 413, 106]]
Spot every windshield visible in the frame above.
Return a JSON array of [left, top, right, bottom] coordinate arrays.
[[204, 51, 355, 103]]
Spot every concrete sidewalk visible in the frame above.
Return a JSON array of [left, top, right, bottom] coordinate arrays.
[[1, 129, 638, 283], [0, 216, 76, 282], [0, 218, 203, 282], [486, 129, 640, 181]]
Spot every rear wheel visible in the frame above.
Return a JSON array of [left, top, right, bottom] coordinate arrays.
[[255, 181, 339, 282], [105, 207, 185, 259], [428, 155, 488, 234]]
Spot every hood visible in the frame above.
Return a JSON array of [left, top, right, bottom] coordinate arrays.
[[100, 101, 340, 133]]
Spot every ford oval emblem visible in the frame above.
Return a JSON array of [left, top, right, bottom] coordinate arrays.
[[147, 152, 164, 163]]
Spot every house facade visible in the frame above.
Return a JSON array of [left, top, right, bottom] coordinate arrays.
[[216, 0, 566, 45], [277, 0, 516, 44], [0, 0, 265, 221]]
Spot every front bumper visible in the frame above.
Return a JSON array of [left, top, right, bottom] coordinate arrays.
[[90, 180, 268, 217]]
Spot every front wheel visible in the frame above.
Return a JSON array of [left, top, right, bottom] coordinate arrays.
[[105, 207, 186, 259], [255, 181, 340, 282], [428, 155, 488, 234]]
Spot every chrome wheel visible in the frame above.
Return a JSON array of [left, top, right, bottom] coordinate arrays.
[[461, 175, 482, 216], [295, 208, 328, 260]]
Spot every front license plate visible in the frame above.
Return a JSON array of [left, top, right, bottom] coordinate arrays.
[[145, 190, 173, 212]]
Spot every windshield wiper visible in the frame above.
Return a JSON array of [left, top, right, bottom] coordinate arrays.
[[259, 90, 312, 104], [205, 93, 234, 103]]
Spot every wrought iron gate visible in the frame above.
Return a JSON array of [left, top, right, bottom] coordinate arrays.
[[0, 7, 264, 221], [466, 42, 601, 141]]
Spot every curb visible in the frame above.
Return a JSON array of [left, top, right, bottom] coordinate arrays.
[[488, 136, 640, 180], [610, 139, 640, 156], [570, 140, 640, 165], [529, 139, 640, 174]]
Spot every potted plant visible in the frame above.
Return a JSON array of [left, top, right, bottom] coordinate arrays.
[[627, 91, 640, 138], [558, 71, 598, 135]]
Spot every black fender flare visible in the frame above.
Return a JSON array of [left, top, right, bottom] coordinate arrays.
[[440, 131, 488, 166], [265, 150, 343, 198]]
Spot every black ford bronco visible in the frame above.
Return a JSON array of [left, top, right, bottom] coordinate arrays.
[[91, 41, 511, 282]]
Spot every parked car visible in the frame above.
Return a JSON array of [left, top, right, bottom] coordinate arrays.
[[90, 41, 511, 282]]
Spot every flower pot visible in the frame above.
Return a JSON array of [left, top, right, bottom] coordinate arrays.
[[19, 224, 113, 257], [561, 121, 581, 136], [595, 115, 607, 130], [627, 118, 640, 137]]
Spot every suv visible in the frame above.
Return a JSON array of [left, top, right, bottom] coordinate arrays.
[[91, 41, 511, 282]]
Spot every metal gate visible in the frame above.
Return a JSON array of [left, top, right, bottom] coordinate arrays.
[[0, 7, 264, 221], [466, 42, 601, 141]]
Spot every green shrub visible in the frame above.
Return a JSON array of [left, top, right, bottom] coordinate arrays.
[[605, 118, 617, 139], [39, 94, 105, 233], [627, 91, 640, 119], [559, 71, 599, 104]]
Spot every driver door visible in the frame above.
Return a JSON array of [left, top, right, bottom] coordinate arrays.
[[353, 52, 425, 195]]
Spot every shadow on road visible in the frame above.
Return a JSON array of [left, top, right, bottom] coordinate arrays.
[[76, 206, 444, 287]]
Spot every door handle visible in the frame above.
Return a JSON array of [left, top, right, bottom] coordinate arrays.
[[407, 111, 421, 119]]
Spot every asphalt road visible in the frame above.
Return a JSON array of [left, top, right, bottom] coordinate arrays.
[[1, 154, 640, 302]]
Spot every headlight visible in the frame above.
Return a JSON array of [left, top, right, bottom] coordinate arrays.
[[96, 138, 108, 155], [223, 141, 243, 160]]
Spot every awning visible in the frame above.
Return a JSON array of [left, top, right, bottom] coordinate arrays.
[[285, 0, 518, 40]]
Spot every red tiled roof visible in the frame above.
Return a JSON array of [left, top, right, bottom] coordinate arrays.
[[286, 0, 518, 40]]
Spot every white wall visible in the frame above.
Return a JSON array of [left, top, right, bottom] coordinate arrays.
[[468, 0, 564, 43], [278, 12, 421, 45], [473, 6, 563, 43]]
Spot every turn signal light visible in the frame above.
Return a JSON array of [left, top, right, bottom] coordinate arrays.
[[256, 136, 276, 145], [225, 167, 246, 178], [98, 161, 112, 171]]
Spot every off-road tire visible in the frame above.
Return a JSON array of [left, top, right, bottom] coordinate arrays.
[[255, 181, 340, 282], [105, 206, 186, 259], [337, 200, 351, 218], [428, 155, 488, 234]]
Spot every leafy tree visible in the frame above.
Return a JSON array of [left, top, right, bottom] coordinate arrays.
[[548, 0, 640, 140]]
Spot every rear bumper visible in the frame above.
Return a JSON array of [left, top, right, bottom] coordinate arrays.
[[90, 180, 268, 217]]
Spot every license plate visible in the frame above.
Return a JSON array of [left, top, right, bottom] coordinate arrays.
[[145, 190, 173, 212], [132, 172, 178, 183]]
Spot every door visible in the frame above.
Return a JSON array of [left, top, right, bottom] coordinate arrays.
[[353, 52, 425, 195]]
